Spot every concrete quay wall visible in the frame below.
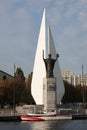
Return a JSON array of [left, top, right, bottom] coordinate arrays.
[[0, 109, 19, 116]]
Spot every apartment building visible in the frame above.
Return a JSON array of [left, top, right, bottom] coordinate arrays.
[[61, 70, 87, 87], [61, 70, 76, 86]]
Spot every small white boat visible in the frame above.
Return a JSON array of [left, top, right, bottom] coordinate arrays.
[[27, 112, 57, 117]]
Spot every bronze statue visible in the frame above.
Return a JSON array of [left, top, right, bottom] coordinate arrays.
[[43, 50, 59, 78]]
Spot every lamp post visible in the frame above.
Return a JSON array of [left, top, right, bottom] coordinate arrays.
[[82, 64, 85, 104], [13, 64, 16, 116]]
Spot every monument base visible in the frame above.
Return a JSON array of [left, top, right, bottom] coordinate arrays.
[[43, 78, 56, 113]]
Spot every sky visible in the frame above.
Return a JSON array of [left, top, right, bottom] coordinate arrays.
[[0, 0, 87, 76]]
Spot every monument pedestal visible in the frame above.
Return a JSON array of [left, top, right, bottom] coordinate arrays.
[[43, 78, 56, 113]]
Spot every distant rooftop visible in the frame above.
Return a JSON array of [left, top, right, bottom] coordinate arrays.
[[0, 70, 13, 80]]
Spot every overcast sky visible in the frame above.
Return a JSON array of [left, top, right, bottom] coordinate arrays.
[[0, 0, 87, 76]]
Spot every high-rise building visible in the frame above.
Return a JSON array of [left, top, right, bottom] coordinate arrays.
[[61, 70, 87, 87], [61, 70, 76, 86]]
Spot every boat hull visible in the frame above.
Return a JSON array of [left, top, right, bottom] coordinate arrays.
[[20, 115, 45, 121], [20, 115, 72, 121]]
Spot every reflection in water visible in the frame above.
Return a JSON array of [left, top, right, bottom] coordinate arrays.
[[29, 121, 52, 130], [27, 120, 87, 130], [22, 121, 63, 130], [0, 122, 32, 130], [0, 120, 87, 130], [28, 121, 70, 130]]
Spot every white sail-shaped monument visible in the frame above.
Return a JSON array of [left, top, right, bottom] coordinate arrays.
[[31, 9, 46, 104], [31, 9, 65, 105], [48, 26, 65, 104]]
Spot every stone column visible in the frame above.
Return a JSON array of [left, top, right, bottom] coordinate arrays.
[[43, 78, 56, 113]]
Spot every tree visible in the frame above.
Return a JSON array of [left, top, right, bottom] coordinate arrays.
[[15, 67, 25, 80], [0, 78, 26, 107], [62, 81, 77, 103], [25, 72, 35, 104]]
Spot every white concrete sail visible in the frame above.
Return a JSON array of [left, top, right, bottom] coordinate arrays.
[[31, 9, 46, 104], [31, 9, 64, 105], [48, 26, 65, 104]]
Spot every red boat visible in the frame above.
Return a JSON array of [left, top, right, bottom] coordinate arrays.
[[20, 115, 45, 121]]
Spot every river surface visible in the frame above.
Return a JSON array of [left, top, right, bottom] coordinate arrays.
[[0, 120, 87, 130]]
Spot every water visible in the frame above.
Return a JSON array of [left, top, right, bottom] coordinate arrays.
[[0, 120, 87, 130]]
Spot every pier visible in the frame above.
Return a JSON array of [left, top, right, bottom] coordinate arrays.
[[0, 109, 21, 121], [72, 115, 87, 120], [0, 116, 21, 122], [0, 108, 87, 121]]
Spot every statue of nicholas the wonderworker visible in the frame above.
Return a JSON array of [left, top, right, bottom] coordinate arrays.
[[43, 50, 59, 78]]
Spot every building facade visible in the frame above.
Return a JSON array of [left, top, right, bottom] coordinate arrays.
[[76, 74, 87, 86], [61, 70, 76, 86], [0, 70, 13, 80], [61, 70, 87, 87]]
